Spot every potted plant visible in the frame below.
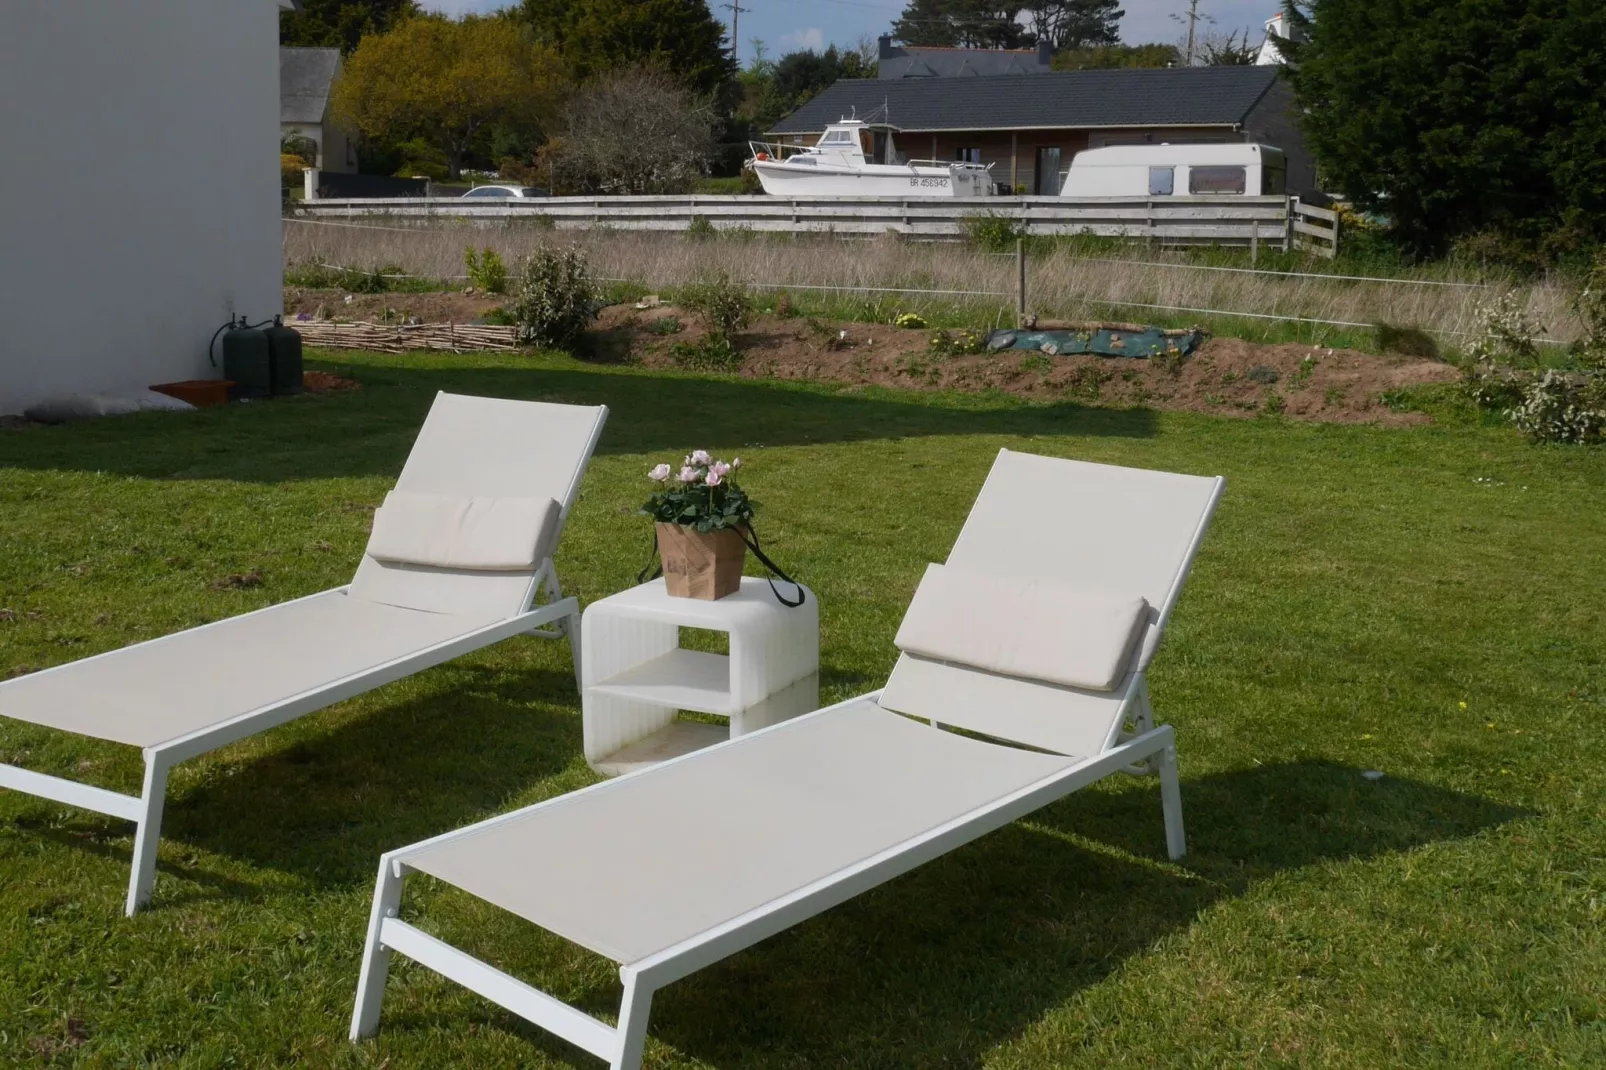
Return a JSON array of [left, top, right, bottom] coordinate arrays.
[[642, 451, 753, 599]]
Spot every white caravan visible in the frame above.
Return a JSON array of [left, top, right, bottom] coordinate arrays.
[[748, 118, 995, 198], [1060, 143, 1287, 198]]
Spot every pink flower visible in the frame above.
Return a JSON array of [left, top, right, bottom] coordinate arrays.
[[689, 449, 712, 466], [648, 463, 672, 482], [677, 465, 700, 483], [705, 469, 723, 486], [709, 461, 731, 479]]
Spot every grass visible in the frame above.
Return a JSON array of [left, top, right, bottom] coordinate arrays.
[[282, 224, 1586, 352], [3, 347, 1606, 1067]]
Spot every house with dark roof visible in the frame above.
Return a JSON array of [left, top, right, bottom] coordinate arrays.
[[876, 34, 1053, 79], [280, 46, 355, 173], [768, 65, 1313, 196]]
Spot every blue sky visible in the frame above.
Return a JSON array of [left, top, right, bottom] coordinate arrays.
[[422, 0, 1282, 66]]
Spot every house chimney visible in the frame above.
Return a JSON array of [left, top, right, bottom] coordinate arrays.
[[878, 34, 895, 60], [1037, 38, 1053, 66]]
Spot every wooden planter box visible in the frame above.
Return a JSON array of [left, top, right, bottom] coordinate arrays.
[[656, 523, 745, 600]]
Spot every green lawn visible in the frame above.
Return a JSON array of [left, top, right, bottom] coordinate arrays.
[[1, 350, 1604, 1068]]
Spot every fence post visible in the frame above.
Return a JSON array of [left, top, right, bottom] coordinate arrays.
[[1016, 237, 1026, 328], [303, 168, 319, 202], [1283, 196, 1294, 253], [1250, 232, 1259, 265]]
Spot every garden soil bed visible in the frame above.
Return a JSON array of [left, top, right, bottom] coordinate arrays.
[[592, 304, 1462, 427], [283, 289, 504, 324]]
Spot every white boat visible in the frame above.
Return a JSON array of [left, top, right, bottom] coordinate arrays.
[[747, 118, 995, 198]]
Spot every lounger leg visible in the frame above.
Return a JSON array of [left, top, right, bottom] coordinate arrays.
[[351, 857, 406, 1039], [1157, 742, 1186, 860], [611, 969, 655, 1070], [125, 752, 171, 916]]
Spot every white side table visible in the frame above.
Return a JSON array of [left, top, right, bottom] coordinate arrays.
[[581, 577, 818, 776]]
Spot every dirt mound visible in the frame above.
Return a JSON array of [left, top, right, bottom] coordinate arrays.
[[283, 289, 504, 324], [593, 304, 1461, 426]]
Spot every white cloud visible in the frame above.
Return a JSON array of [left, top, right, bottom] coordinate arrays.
[[778, 27, 826, 52]]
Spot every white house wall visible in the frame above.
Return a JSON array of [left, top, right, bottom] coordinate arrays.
[[0, 0, 283, 415]]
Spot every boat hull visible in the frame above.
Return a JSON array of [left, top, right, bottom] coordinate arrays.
[[751, 160, 992, 198]]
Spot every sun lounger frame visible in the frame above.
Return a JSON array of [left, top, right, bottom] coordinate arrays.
[[349, 464, 1223, 1069], [0, 400, 606, 916]]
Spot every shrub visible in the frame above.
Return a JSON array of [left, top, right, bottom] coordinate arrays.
[[510, 245, 599, 349], [1374, 323, 1441, 360], [669, 337, 742, 371], [686, 216, 717, 240], [928, 328, 988, 356], [895, 312, 928, 329], [679, 271, 751, 342], [1246, 364, 1280, 385], [463, 246, 508, 295], [280, 153, 309, 190], [960, 212, 1026, 252], [645, 316, 683, 335], [1511, 370, 1606, 444]]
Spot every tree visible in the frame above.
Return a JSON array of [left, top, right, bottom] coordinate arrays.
[[279, 0, 418, 53], [1197, 28, 1258, 65], [542, 66, 718, 194], [891, 0, 1033, 50], [329, 16, 563, 179], [1282, 0, 1606, 256], [519, 0, 736, 98], [1052, 42, 1178, 69], [1025, 0, 1123, 51]]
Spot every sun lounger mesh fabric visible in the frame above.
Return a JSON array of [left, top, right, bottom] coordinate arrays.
[[878, 449, 1220, 756], [0, 592, 506, 748], [894, 563, 1150, 692], [400, 700, 1074, 964], [348, 393, 604, 617]]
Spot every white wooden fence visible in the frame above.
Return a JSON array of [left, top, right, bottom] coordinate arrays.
[[1291, 200, 1340, 259], [292, 194, 1321, 251]]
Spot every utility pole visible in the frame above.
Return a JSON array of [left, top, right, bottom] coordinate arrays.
[[722, 0, 749, 64], [1172, 0, 1208, 66]]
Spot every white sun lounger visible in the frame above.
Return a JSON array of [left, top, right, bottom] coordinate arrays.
[[349, 448, 1224, 1069], [0, 391, 607, 915]]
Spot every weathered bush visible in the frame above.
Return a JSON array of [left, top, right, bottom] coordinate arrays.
[[1511, 371, 1606, 444], [510, 245, 598, 349], [679, 271, 751, 343]]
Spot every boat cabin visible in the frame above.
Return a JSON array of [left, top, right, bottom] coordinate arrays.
[[1060, 143, 1287, 198]]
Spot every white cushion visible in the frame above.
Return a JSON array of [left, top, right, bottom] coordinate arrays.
[[893, 563, 1150, 692], [365, 491, 560, 571]]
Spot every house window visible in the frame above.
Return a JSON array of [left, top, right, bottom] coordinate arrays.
[[1189, 165, 1247, 194], [956, 147, 982, 164], [1034, 146, 1062, 195], [1149, 166, 1175, 196]]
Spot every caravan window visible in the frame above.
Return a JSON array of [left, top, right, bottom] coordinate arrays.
[[1189, 165, 1247, 194], [1149, 166, 1175, 196], [1262, 166, 1286, 195]]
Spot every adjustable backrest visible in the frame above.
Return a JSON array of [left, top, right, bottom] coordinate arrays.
[[347, 392, 608, 619], [878, 449, 1223, 757]]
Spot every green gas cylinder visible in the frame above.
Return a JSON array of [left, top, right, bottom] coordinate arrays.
[[265, 316, 304, 395], [221, 321, 272, 399]]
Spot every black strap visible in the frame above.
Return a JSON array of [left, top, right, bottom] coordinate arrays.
[[739, 525, 807, 608], [636, 527, 663, 585]]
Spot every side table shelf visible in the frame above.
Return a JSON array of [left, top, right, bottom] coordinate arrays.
[[581, 578, 818, 776]]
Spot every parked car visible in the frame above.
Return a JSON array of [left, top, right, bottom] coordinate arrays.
[[1059, 143, 1287, 198], [460, 185, 549, 198]]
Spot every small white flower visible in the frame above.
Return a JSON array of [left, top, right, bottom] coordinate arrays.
[[648, 463, 672, 482], [709, 461, 731, 478], [678, 465, 700, 483], [690, 449, 712, 466], [731, 456, 742, 468], [705, 469, 723, 486]]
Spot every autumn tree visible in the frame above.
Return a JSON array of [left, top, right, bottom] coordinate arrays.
[[329, 15, 563, 180], [542, 66, 718, 194], [279, 0, 418, 53]]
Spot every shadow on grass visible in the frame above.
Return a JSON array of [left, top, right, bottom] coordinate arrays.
[[0, 356, 1158, 483], [155, 662, 585, 898], [552, 759, 1519, 1068]]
